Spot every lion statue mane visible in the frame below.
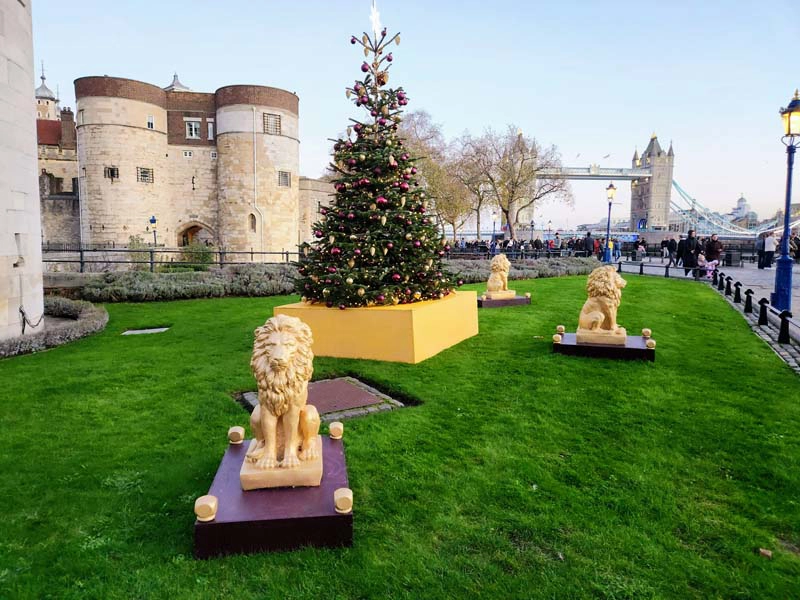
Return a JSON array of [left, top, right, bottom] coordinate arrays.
[[246, 314, 320, 469], [577, 265, 627, 335], [486, 253, 511, 292]]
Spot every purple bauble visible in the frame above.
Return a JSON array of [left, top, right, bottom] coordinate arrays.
[[387, 53, 393, 62], [376, 196, 388, 205], [361, 62, 369, 72], [400, 182, 409, 191], [347, 213, 355, 219], [411, 167, 418, 174], [371, 110, 378, 117], [351, 36, 357, 44], [377, 294, 385, 302], [392, 273, 401, 281], [397, 91, 406, 100], [414, 241, 421, 247], [339, 304, 346, 310], [378, 118, 387, 126], [331, 247, 341, 255], [354, 248, 361, 255], [387, 242, 394, 248], [348, 159, 356, 166]]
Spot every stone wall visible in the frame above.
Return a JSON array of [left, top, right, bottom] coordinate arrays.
[[76, 95, 169, 245], [299, 177, 335, 244], [41, 195, 80, 246], [38, 145, 78, 192], [168, 144, 219, 246], [0, 0, 45, 340]]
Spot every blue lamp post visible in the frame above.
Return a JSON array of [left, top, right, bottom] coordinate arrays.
[[603, 182, 616, 262], [149, 215, 158, 246], [770, 90, 800, 311]]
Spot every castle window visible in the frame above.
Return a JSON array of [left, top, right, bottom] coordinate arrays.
[[210, 151, 218, 159], [207, 121, 215, 140], [78, 110, 84, 125], [137, 167, 154, 183], [104, 166, 119, 180], [185, 121, 201, 139], [278, 171, 291, 187], [263, 113, 281, 135], [249, 214, 257, 232], [183, 150, 193, 158], [147, 115, 155, 129]]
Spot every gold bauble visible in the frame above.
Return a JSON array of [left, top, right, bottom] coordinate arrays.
[[383, 247, 389, 255], [347, 259, 355, 268], [346, 277, 354, 285], [370, 246, 376, 256], [405, 233, 412, 240], [400, 198, 406, 207], [369, 203, 377, 210], [357, 288, 365, 296], [380, 216, 387, 225], [323, 288, 330, 297], [329, 235, 335, 244], [350, 234, 357, 240], [359, 154, 366, 161], [386, 140, 393, 146], [392, 296, 400, 305], [413, 291, 422, 299]]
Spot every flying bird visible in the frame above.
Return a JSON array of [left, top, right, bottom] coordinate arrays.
[[602, 154, 611, 159]]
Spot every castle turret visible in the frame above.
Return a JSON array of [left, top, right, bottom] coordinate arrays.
[[215, 85, 300, 253]]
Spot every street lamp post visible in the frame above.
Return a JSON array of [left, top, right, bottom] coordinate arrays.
[[491, 211, 497, 240], [149, 215, 158, 246], [530, 219, 535, 242], [604, 182, 617, 262], [547, 220, 552, 240], [771, 89, 800, 312]]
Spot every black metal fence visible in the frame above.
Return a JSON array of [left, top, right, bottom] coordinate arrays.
[[42, 246, 299, 273]]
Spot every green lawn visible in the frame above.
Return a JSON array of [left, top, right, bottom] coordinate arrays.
[[1, 276, 798, 599]]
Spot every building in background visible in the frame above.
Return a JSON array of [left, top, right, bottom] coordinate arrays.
[[36, 71, 331, 255], [1, 0, 45, 340]]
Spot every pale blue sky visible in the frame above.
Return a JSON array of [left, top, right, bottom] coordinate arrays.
[[33, 0, 798, 228]]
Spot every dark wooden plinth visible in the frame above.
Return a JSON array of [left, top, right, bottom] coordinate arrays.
[[552, 333, 655, 362], [194, 436, 352, 559], [478, 296, 531, 308]]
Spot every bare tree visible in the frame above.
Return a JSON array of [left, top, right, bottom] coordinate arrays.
[[452, 134, 493, 241], [466, 126, 572, 240], [398, 111, 470, 239]]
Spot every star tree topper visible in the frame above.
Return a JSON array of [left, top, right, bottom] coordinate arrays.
[[370, 0, 382, 40]]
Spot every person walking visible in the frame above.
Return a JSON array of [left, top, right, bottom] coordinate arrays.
[[756, 233, 766, 269], [676, 235, 686, 267], [683, 229, 699, 276], [666, 236, 678, 267], [763, 232, 777, 268], [704, 233, 724, 278]]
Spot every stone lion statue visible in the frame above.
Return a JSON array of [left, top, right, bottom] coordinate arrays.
[[246, 314, 320, 470], [577, 266, 627, 337], [487, 253, 511, 293]]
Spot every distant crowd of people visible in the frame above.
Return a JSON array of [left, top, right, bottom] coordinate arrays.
[[450, 229, 800, 274], [754, 231, 800, 269]]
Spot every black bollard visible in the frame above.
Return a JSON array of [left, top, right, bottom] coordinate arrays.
[[744, 289, 754, 313], [717, 273, 726, 291], [712, 269, 718, 286], [778, 311, 793, 344], [618, 260, 623, 273], [725, 276, 733, 296], [665, 265, 670, 278], [639, 262, 644, 275], [734, 282, 742, 303], [758, 298, 770, 326]]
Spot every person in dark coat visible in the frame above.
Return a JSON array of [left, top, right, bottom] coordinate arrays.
[[584, 232, 594, 259], [704, 234, 723, 277], [666, 236, 678, 267], [675, 235, 685, 267], [683, 229, 699, 276]]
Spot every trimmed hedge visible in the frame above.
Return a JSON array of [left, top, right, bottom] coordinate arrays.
[[61, 259, 598, 303], [0, 297, 108, 359], [446, 257, 599, 283], [79, 264, 296, 303]]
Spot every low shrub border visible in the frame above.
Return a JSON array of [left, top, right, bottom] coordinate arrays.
[[57, 258, 599, 303], [0, 297, 109, 359]]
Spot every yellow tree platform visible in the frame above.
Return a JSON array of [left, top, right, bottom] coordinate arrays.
[[274, 291, 478, 364]]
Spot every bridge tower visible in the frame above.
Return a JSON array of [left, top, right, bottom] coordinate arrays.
[[629, 134, 673, 231]]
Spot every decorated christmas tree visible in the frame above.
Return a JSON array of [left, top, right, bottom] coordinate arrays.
[[294, 20, 460, 309]]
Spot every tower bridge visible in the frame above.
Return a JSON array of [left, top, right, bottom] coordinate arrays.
[[540, 134, 796, 239]]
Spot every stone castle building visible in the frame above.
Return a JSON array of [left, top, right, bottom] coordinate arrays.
[[1, 0, 44, 341], [36, 72, 333, 254], [629, 134, 674, 231]]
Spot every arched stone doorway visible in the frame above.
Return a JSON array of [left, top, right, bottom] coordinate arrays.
[[177, 221, 216, 247]]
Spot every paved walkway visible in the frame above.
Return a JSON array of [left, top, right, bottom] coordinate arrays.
[[714, 261, 800, 309]]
